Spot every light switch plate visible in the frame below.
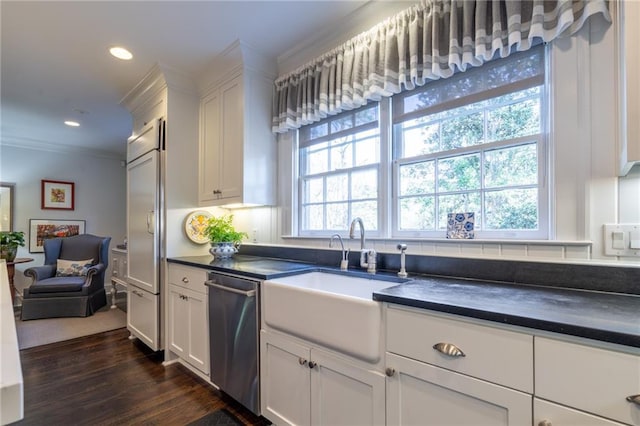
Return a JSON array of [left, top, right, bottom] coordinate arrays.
[[604, 224, 640, 256]]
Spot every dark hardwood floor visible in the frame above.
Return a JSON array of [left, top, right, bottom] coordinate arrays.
[[17, 328, 269, 425]]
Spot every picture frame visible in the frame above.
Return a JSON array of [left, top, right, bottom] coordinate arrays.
[[41, 179, 75, 210], [29, 219, 86, 253], [0, 182, 15, 231]]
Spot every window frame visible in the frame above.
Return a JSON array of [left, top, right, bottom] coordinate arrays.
[[297, 103, 384, 237], [294, 45, 550, 240]]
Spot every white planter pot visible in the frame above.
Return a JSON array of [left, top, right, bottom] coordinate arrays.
[[209, 242, 238, 259]]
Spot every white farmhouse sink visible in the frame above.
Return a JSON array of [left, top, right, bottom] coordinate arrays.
[[263, 271, 395, 363]]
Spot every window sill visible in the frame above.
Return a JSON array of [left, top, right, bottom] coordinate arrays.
[[283, 235, 593, 247]]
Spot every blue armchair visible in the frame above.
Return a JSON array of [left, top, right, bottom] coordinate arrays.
[[21, 234, 111, 320]]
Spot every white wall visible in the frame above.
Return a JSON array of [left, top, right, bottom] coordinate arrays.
[[229, 2, 640, 267], [0, 145, 126, 293]]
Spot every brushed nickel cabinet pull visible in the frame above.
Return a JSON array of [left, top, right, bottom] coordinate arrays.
[[627, 394, 640, 405], [385, 368, 396, 377], [308, 361, 317, 369], [182, 277, 189, 283], [433, 342, 466, 357], [298, 358, 307, 366]]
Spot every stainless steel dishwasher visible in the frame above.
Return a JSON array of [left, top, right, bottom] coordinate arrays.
[[206, 271, 260, 415]]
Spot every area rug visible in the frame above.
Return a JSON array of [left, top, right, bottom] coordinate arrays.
[[15, 306, 126, 350], [186, 408, 244, 426]]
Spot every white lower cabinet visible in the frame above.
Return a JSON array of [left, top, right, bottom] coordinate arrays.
[[386, 352, 532, 425], [384, 305, 534, 426], [167, 264, 209, 375], [259, 300, 639, 426], [261, 330, 385, 426], [535, 398, 627, 426], [535, 336, 640, 425]]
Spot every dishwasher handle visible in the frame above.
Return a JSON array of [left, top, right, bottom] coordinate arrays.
[[206, 281, 256, 297]]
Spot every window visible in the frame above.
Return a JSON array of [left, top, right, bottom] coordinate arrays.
[[299, 104, 381, 234], [297, 46, 548, 239]]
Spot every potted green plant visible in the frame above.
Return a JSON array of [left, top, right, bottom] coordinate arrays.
[[0, 231, 26, 262], [203, 214, 248, 259]]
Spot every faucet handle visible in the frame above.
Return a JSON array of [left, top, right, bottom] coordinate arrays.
[[397, 243, 407, 252]]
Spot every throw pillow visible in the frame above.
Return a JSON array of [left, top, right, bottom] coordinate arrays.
[[56, 258, 94, 277]]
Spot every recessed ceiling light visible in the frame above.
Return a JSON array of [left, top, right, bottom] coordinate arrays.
[[109, 46, 133, 60], [64, 120, 80, 127]]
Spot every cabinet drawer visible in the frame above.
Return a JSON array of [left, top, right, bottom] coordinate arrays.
[[127, 287, 159, 351], [535, 336, 640, 425], [386, 306, 533, 392], [168, 264, 207, 294], [535, 398, 627, 426]]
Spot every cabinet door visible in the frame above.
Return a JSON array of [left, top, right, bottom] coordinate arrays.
[[217, 75, 243, 201], [260, 331, 311, 426], [185, 288, 209, 375], [535, 398, 627, 426], [535, 336, 640, 425], [617, 0, 640, 175], [168, 284, 209, 375], [386, 352, 532, 426], [168, 284, 188, 359], [199, 75, 243, 205], [199, 90, 221, 203], [310, 348, 385, 426]]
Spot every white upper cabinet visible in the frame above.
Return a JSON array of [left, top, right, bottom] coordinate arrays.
[[198, 40, 277, 206], [616, 0, 640, 175]]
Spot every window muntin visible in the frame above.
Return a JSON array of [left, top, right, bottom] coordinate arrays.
[[299, 104, 380, 234]]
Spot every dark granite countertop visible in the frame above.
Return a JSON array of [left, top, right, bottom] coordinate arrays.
[[373, 277, 640, 348], [167, 255, 317, 280], [168, 254, 640, 349]]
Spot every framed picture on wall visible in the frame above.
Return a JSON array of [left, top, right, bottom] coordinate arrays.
[[29, 219, 85, 253], [0, 182, 15, 231], [41, 179, 75, 210]]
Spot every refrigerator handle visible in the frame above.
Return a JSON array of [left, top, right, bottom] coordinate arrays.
[[146, 210, 155, 234]]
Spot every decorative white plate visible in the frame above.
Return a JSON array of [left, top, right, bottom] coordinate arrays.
[[184, 210, 212, 244]]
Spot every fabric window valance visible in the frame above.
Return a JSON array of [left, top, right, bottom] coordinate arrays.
[[272, 0, 610, 134]]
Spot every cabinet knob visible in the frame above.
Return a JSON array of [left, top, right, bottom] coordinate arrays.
[[385, 368, 396, 377], [182, 277, 189, 283], [213, 189, 222, 195], [627, 394, 640, 406], [538, 421, 552, 426], [298, 358, 307, 366], [433, 342, 466, 357], [308, 361, 317, 369]]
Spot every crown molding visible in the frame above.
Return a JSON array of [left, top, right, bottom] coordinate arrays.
[[0, 136, 124, 160]]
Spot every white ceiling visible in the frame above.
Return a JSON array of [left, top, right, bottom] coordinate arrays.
[[1, 1, 376, 158]]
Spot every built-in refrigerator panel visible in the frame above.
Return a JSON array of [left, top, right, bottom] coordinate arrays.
[[126, 118, 163, 351], [127, 120, 159, 163], [127, 285, 160, 350], [127, 150, 160, 295]]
